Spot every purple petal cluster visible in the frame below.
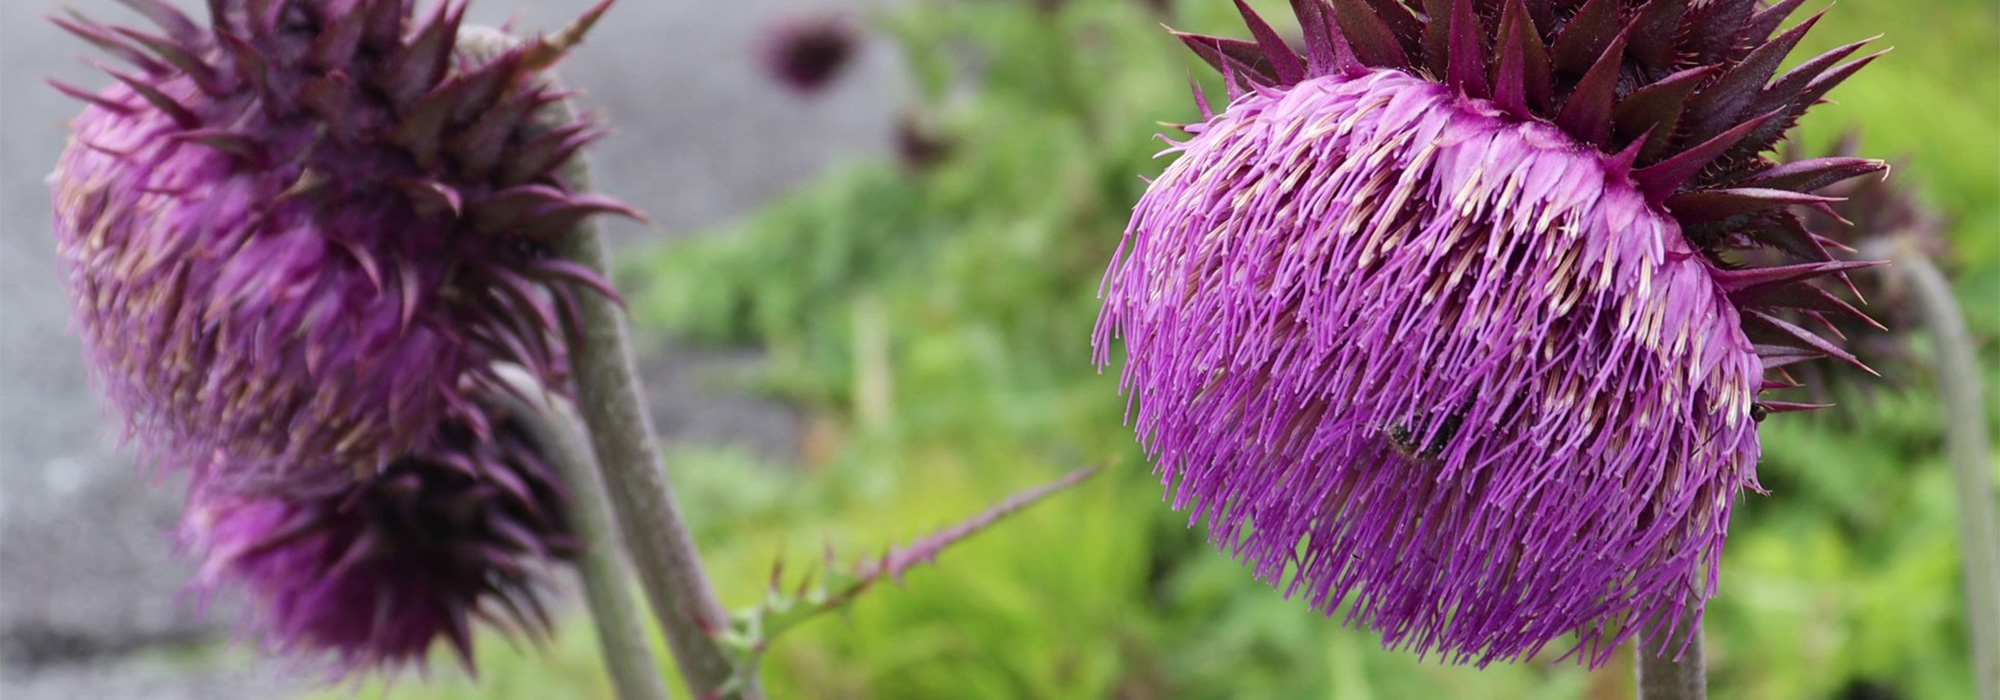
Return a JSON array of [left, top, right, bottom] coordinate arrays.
[[50, 0, 625, 497], [182, 402, 577, 676], [1095, 0, 1886, 666]]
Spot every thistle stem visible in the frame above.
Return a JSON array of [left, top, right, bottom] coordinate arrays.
[[490, 367, 673, 700], [547, 195, 750, 699], [1634, 612, 1705, 700], [1888, 244, 2000, 700], [455, 26, 755, 700]]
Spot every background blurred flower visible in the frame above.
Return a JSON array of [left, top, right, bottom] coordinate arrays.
[[1094, 0, 1884, 666], [182, 399, 578, 678], [759, 11, 861, 95], [894, 108, 954, 172], [49, 0, 627, 497]]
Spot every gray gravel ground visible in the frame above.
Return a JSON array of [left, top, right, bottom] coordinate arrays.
[[0, 0, 897, 697]]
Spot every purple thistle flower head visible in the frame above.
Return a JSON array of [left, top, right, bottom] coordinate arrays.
[[758, 11, 860, 95], [1094, 0, 1887, 666], [181, 400, 577, 677], [49, 0, 630, 497]]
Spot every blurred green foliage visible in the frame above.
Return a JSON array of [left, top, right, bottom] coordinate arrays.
[[309, 0, 1998, 698]]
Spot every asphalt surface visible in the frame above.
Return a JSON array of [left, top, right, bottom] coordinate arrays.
[[0, 0, 898, 696]]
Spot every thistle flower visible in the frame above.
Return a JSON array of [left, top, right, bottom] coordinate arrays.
[[759, 11, 860, 95], [49, 0, 628, 497], [1093, 0, 1885, 665], [181, 401, 577, 676]]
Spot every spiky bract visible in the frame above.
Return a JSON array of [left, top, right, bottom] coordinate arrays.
[[182, 404, 576, 677], [51, 0, 624, 497], [1779, 138, 1948, 399], [1095, 0, 1887, 665]]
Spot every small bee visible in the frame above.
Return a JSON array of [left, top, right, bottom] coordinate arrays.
[[1750, 402, 1768, 423], [1387, 410, 1464, 462]]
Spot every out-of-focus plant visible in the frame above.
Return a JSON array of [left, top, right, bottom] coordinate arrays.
[[759, 10, 864, 96], [47, 0, 670, 688], [1781, 137, 1998, 699]]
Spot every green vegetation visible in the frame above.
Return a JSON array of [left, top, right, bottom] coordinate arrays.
[[301, 1, 1998, 697]]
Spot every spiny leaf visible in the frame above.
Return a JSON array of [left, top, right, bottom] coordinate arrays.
[[112, 0, 201, 44], [1741, 0, 1811, 45], [113, 26, 226, 93], [1358, 0, 1423, 58], [383, 0, 464, 106], [1682, 0, 1757, 64]]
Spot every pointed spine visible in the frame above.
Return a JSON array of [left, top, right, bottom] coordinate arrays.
[[1491, 0, 1552, 117], [1665, 187, 1842, 223], [1631, 111, 1779, 200], [1626, 0, 1686, 73], [1681, 11, 1823, 146], [1444, 0, 1489, 97], [1292, 0, 1361, 76], [1613, 65, 1714, 163], [1233, 0, 1306, 84], [1327, 0, 1410, 69], [1738, 157, 1887, 193], [1554, 26, 1627, 146], [1548, 0, 1620, 77]]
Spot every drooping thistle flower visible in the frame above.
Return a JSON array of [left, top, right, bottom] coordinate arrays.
[[758, 11, 860, 95], [49, 0, 627, 497], [181, 398, 578, 676], [1093, 0, 1886, 666]]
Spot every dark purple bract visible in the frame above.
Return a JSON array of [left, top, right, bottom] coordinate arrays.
[[182, 402, 577, 677]]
